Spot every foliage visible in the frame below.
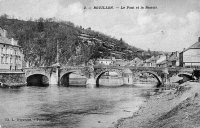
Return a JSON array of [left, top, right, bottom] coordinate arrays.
[[0, 15, 156, 67]]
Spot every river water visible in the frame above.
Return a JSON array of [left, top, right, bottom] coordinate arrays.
[[0, 83, 155, 128]]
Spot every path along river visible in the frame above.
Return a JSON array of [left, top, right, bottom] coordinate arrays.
[[0, 81, 156, 128]]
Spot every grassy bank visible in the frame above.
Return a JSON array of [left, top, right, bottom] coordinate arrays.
[[115, 82, 200, 128]]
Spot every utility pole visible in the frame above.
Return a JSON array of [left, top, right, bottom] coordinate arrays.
[[164, 54, 169, 85], [56, 40, 60, 64], [56, 40, 60, 86]]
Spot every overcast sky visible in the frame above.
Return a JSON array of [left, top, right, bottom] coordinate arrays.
[[0, 0, 200, 52]]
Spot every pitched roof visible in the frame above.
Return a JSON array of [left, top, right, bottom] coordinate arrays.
[[0, 36, 20, 47], [145, 56, 158, 63], [157, 60, 166, 65], [182, 41, 200, 53], [168, 53, 178, 61], [188, 41, 200, 49], [0, 36, 11, 45], [0, 27, 20, 47]]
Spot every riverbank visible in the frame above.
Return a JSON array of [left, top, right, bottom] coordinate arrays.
[[115, 81, 200, 128]]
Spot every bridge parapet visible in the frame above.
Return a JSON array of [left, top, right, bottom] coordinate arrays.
[[24, 67, 53, 79], [60, 66, 92, 78]]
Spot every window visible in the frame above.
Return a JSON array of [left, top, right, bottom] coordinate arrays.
[[6, 48, 8, 54], [10, 57, 12, 64], [5, 47, 7, 54], [2, 47, 5, 54], [15, 57, 17, 64], [10, 48, 12, 55], [3, 56, 6, 63], [19, 56, 21, 62], [1, 56, 3, 64], [1, 47, 3, 54], [5, 56, 8, 63], [16, 50, 18, 56]]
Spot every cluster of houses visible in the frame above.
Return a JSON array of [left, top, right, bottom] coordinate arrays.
[[96, 37, 200, 68], [141, 51, 179, 68]]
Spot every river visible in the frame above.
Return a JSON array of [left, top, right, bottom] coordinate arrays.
[[0, 82, 156, 128]]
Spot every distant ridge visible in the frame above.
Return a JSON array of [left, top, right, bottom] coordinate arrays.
[[0, 14, 158, 67]]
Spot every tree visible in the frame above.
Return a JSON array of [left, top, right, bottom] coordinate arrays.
[[37, 18, 44, 32]]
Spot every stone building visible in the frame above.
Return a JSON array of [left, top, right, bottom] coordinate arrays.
[[156, 54, 167, 67], [179, 37, 200, 67], [128, 57, 143, 67], [0, 27, 24, 70], [168, 51, 179, 67], [143, 56, 157, 67], [96, 58, 114, 65]]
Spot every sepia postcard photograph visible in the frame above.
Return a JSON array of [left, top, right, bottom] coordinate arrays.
[[0, 0, 200, 128]]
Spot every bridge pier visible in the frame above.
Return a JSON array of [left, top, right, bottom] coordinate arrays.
[[85, 66, 96, 88], [123, 75, 133, 85], [123, 69, 133, 85], [86, 77, 96, 88], [49, 73, 58, 85], [56, 65, 60, 86]]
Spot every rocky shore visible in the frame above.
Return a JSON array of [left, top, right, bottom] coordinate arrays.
[[0, 82, 26, 88], [115, 82, 200, 128]]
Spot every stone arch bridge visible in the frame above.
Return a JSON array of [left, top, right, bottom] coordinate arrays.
[[24, 66, 192, 87]]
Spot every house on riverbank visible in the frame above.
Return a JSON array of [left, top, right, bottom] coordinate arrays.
[[127, 57, 143, 66], [143, 56, 157, 67], [96, 57, 128, 66], [179, 37, 200, 68], [168, 51, 179, 67], [0, 27, 24, 71], [96, 58, 114, 65]]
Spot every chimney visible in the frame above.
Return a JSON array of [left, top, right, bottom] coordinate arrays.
[[3, 30, 7, 37], [11, 38, 14, 45]]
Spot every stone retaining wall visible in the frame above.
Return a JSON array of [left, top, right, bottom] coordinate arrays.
[[0, 73, 25, 85]]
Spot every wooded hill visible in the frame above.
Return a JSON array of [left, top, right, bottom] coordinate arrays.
[[0, 15, 157, 67]]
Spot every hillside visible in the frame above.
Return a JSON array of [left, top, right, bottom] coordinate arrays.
[[0, 15, 154, 67]]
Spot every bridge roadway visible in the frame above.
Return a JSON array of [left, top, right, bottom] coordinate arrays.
[[24, 65, 194, 88]]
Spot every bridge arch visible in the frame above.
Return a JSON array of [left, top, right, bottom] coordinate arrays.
[[95, 69, 123, 87], [138, 71, 163, 87], [26, 74, 49, 86], [60, 70, 87, 86]]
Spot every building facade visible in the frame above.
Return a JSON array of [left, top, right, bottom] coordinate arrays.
[[168, 51, 179, 67], [0, 27, 23, 70], [96, 58, 114, 65], [96, 57, 127, 66], [156, 55, 167, 67], [128, 57, 143, 67], [179, 37, 200, 67], [143, 56, 157, 67]]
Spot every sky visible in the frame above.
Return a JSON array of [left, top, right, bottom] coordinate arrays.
[[0, 0, 200, 52]]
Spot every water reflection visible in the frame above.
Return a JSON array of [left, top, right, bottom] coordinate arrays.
[[0, 83, 156, 128]]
